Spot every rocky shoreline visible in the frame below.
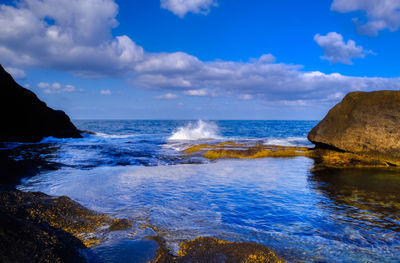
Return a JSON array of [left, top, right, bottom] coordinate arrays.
[[1, 63, 399, 262]]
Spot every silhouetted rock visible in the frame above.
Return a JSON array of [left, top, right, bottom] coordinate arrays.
[[308, 91, 400, 166], [0, 64, 82, 142]]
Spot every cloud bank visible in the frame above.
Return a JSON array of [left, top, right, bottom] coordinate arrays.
[[331, 0, 400, 36], [1, 0, 400, 108], [314, 32, 371, 64]]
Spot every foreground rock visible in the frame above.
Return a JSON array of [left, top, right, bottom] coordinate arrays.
[[150, 236, 285, 263], [308, 91, 400, 166], [0, 65, 82, 142], [0, 190, 132, 262]]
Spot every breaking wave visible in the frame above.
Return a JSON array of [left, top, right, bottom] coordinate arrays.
[[168, 120, 222, 141]]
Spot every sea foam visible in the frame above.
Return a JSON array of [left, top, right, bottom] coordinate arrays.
[[168, 120, 222, 141]]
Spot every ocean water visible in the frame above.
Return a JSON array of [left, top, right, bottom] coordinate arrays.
[[11, 120, 400, 262]]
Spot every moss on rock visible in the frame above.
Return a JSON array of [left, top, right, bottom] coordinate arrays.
[[150, 236, 285, 263], [0, 190, 133, 262]]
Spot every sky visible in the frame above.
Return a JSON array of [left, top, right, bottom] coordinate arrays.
[[1, 0, 400, 120]]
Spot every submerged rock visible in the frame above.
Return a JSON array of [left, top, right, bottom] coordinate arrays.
[[150, 236, 285, 263], [184, 141, 309, 160], [0, 65, 82, 142], [0, 190, 132, 262], [308, 91, 400, 166]]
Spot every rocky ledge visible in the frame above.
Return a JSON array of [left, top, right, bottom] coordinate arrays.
[[0, 189, 132, 262], [0, 65, 82, 142]]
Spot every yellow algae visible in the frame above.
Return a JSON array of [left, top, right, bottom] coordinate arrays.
[[308, 148, 400, 169], [185, 141, 310, 160], [151, 236, 284, 263], [0, 191, 132, 248]]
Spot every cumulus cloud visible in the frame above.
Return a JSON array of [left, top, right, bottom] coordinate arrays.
[[331, 0, 400, 36], [314, 32, 371, 64], [131, 53, 400, 105], [160, 0, 218, 18], [38, 82, 77, 94], [156, 93, 178, 99], [0, 0, 144, 77], [2, 0, 400, 108], [100, 89, 112, 95], [184, 89, 209, 96]]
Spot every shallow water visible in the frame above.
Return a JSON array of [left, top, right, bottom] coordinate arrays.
[[11, 120, 400, 262]]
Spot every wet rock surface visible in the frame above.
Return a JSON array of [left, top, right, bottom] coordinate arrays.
[[183, 141, 397, 168], [308, 91, 400, 166], [150, 236, 285, 263], [184, 141, 309, 160], [0, 189, 132, 262], [0, 64, 82, 142]]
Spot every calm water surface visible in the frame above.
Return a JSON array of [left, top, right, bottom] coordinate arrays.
[[13, 120, 400, 262]]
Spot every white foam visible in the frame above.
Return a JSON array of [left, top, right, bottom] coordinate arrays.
[[263, 137, 311, 147], [95, 132, 138, 139], [168, 120, 222, 141]]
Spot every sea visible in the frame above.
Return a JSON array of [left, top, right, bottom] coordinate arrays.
[[5, 120, 400, 262]]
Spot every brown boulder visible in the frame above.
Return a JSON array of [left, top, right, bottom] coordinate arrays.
[[308, 91, 400, 165]]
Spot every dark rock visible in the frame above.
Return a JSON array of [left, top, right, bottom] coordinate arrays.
[[0, 144, 61, 186], [308, 91, 400, 166], [0, 64, 82, 142], [0, 189, 133, 262], [150, 236, 285, 263], [0, 190, 86, 262]]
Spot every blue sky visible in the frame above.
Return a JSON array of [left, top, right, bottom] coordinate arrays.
[[1, 0, 400, 119]]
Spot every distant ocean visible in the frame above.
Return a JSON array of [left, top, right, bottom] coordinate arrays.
[[11, 120, 400, 262]]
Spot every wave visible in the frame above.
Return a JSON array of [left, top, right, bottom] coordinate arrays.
[[262, 137, 311, 147], [168, 120, 222, 141], [95, 132, 138, 139]]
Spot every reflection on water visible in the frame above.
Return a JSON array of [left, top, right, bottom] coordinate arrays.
[[309, 168, 400, 242], [19, 158, 400, 262]]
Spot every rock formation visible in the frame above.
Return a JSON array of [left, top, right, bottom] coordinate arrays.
[[0, 65, 82, 142], [0, 189, 132, 262], [308, 91, 400, 166]]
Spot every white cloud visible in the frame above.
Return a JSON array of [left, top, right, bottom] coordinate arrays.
[[2, 0, 400, 109], [4, 66, 26, 79], [314, 32, 371, 64], [160, 0, 218, 18], [37, 82, 77, 94], [0, 0, 144, 77], [239, 94, 254, 100], [156, 93, 178, 99], [131, 53, 400, 105], [331, 0, 400, 36], [184, 89, 208, 96], [100, 89, 112, 95]]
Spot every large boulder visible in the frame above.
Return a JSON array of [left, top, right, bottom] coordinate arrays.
[[308, 91, 400, 165], [0, 65, 82, 142]]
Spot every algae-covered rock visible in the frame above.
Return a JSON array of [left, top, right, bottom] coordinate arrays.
[[184, 141, 309, 160], [0, 190, 132, 262], [308, 91, 400, 166], [151, 236, 285, 263]]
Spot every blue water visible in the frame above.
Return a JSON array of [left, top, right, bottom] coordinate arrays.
[[13, 120, 400, 262]]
